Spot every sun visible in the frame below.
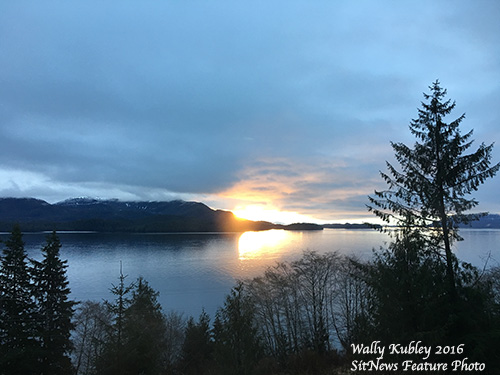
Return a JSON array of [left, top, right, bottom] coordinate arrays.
[[234, 205, 274, 221], [233, 204, 320, 225]]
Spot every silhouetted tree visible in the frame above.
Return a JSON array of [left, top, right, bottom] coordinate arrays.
[[213, 282, 263, 375], [488, 266, 500, 305], [179, 310, 213, 375], [368, 80, 499, 298], [164, 310, 186, 373], [0, 225, 39, 375], [31, 231, 75, 375], [246, 251, 350, 359], [362, 229, 449, 345], [246, 262, 299, 360], [358, 233, 500, 371], [292, 251, 338, 354], [366, 81, 500, 372], [121, 277, 169, 375], [245, 252, 356, 373], [98, 266, 134, 375], [330, 256, 369, 351], [72, 301, 111, 375], [99, 275, 171, 375]]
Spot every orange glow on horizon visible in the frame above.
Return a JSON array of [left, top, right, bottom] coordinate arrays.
[[233, 204, 324, 224], [213, 157, 382, 225]]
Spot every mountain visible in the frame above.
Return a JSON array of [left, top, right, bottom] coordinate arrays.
[[323, 223, 382, 229], [459, 214, 500, 229], [0, 197, 321, 233]]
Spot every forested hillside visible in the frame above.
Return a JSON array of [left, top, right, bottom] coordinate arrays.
[[0, 198, 278, 232]]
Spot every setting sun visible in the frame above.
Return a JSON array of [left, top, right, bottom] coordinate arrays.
[[233, 204, 322, 225]]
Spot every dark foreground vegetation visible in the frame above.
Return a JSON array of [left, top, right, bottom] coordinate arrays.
[[1, 81, 500, 374]]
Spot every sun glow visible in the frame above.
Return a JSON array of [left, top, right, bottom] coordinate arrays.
[[238, 230, 294, 260], [233, 204, 321, 225]]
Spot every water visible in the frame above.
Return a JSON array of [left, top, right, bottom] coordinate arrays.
[[5, 229, 499, 319]]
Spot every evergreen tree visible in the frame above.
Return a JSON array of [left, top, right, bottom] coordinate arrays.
[[99, 275, 169, 375], [99, 266, 134, 375], [121, 277, 168, 375], [368, 80, 499, 298], [365, 81, 500, 372], [213, 282, 263, 375], [179, 310, 213, 375], [359, 230, 500, 370], [361, 230, 450, 346], [32, 231, 76, 375], [0, 225, 39, 375]]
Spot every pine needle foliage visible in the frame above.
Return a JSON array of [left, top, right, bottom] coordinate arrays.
[[368, 80, 499, 297], [0, 225, 39, 374], [32, 231, 76, 375]]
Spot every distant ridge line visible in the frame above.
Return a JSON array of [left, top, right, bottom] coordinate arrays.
[[0, 197, 321, 233]]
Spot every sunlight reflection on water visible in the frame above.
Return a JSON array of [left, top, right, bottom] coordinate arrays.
[[238, 229, 295, 260]]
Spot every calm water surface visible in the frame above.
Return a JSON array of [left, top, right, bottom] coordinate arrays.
[[8, 229, 499, 318]]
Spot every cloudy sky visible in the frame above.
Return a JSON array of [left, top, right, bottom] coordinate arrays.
[[1, 1, 499, 223]]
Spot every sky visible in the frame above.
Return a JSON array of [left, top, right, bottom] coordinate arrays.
[[1, 1, 499, 224]]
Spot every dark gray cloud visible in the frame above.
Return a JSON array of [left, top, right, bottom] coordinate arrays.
[[1, 1, 499, 222]]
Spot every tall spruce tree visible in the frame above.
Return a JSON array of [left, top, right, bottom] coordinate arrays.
[[0, 225, 39, 375], [212, 283, 263, 375], [99, 265, 134, 375], [180, 310, 213, 375], [368, 80, 499, 298], [100, 275, 169, 375], [121, 277, 168, 375], [32, 231, 76, 375]]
